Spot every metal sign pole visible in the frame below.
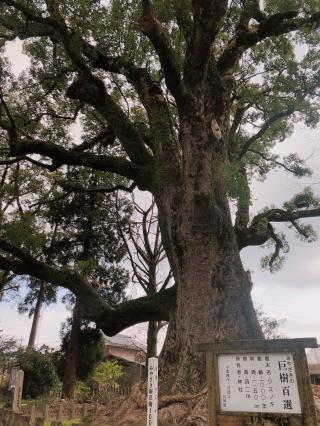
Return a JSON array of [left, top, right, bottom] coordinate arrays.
[[147, 357, 158, 426]]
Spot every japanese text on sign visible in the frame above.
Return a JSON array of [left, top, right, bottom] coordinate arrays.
[[218, 353, 301, 414], [147, 357, 158, 426]]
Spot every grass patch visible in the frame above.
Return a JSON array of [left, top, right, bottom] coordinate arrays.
[[43, 421, 82, 425], [22, 397, 53, 406]]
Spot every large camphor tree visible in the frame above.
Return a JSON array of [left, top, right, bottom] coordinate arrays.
[[1, 0, 320, 393]]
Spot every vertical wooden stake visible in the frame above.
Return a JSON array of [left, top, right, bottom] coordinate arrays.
[[57, 401, 63, 421], [70, 402, 76, 420], [12, 386, 18, 412], [94, 402, 99, 415], [82, 403, 88, 418], [29, 404, 36, 425], [206, 351, 217, 426], [43, 404, 49, 420]]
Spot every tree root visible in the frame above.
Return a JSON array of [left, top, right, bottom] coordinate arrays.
[[131, 382, 207, 409]]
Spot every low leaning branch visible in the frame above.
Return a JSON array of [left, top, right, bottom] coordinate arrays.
[[0, 238, 175, 336]]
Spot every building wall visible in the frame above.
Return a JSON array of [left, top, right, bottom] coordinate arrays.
[[103, 345, 146, 387], [104, 345, 146, 365]]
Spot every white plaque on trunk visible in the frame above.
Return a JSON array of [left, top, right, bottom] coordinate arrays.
[[218, 353, 301, 414]]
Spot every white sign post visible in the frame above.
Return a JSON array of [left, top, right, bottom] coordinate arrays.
[[147, 357, 158, 426]]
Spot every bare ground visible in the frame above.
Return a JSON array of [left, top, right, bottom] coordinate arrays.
[[87, 384, 320, 425]]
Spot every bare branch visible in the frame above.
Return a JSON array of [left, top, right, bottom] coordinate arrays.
[[238, 108, 294, 159]]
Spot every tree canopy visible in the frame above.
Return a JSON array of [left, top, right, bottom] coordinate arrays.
[[1, 0, 320, 395]]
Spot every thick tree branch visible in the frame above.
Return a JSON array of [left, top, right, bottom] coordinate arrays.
[[236, 206, 320, 250], [229, 104, 253, 148], [83, 48, 174, 139], [0, 239, 175, 335], [98, 286, 176, 335], [59, 181, 136, 194], [2, 0, 154, 167], [218, 9, 320, 77], [17, 137, 143, 182], [184, 0, 228, 86], [139, 0, 184, 103], [0, 114, 151, 185], [172, 0, 192, 41], [65, 75, 154, 168], [253, 207, 320, 224]]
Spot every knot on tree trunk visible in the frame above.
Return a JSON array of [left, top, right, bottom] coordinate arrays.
[[139, 15, 157, 34], [67, 74, 106, 105]]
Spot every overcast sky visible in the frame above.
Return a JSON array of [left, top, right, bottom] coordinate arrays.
[[1, 41, 320, 349]]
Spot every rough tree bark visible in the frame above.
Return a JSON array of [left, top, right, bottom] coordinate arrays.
[[154, 115, 263, 393]]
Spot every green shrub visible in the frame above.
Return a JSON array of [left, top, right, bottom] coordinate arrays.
[[17, 347, 60, 399], [90, 361, 124, 398], [74, 380, 91, 401]]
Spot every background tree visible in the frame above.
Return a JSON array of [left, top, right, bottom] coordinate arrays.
[[0, 333, 19, 388], [45, 168, 131, 398], [1, 0, 320, 396], [58, 320, 104, 386], [17, 346, 60, 399], [116, 196, 172, 360]]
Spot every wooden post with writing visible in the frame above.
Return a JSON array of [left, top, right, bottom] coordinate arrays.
[[147, 357, 158, 426]]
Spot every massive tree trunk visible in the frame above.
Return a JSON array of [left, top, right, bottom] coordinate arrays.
[[156, 113, 263, 394]]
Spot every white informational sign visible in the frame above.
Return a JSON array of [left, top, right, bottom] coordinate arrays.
[[218, 353, 301, 414], [147, 357, 158, 426]]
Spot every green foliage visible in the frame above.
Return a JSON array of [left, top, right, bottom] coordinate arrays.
[[90, 361, 124, 397], [1, 0, 320, 350], [58, 324, 104, 382], [283, 186, 320, 210], [71, 361, 124, 401], [0, 333, 20, 389], [74, 380, 91, 401], [17, 347, 60, 399], [255, 305, 286, 339]]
